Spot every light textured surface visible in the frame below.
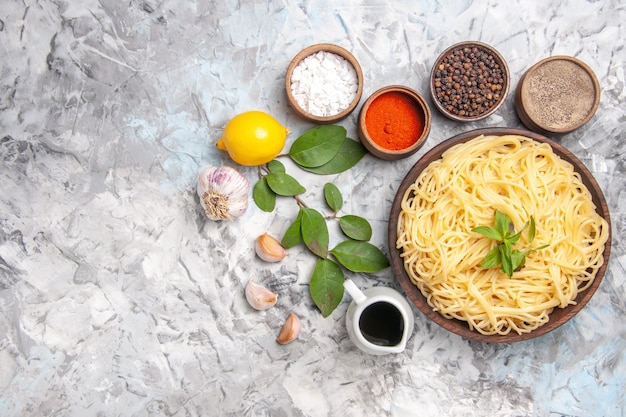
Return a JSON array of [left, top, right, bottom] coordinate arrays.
[[1, 1, 625, 416]]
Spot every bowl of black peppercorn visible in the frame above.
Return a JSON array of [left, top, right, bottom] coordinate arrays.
[[430, 41, 510, 122]]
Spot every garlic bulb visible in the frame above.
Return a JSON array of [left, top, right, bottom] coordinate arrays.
[[197, 166, 249, 220], [255, 233, 287, 262], [245, 279, 278, 310], [277, 313, 301, 345]]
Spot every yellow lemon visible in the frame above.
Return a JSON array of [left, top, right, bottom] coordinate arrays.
[[216, 111, 289, 166]]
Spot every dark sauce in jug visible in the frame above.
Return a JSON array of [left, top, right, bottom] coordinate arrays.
[[358, 301, 404, 346]]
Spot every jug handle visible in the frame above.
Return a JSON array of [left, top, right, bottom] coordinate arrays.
[[343, 279, 367, 305]]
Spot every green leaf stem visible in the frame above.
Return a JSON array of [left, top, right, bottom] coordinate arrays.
[[250, 125, 379, 318]]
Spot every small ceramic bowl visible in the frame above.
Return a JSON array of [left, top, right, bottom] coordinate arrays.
[[515, 56, 600, 135], [357, 85, 431, 160], [285, 43, 364, 124], [430, 41, 510, 122]]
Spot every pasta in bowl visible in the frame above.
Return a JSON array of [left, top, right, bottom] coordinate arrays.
[[388, 128, 611, 342]]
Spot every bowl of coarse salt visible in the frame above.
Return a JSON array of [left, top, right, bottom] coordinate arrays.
[[286, 43, 364, 124]]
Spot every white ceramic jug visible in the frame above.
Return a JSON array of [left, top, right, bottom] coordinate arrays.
[[343, 279, 415, 355]]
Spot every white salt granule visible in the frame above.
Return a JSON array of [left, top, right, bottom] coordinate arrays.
[[290, 50, 358, 117]]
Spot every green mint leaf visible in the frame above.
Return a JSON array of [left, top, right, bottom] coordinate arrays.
[[500, 242, 513, 278], [265, 171, 306, 196], [301, 208, 329, 258], [289, 125, 346, 168], [267, 159, 286, 173], [281, 209, 303, 249], [472, 226, 503, 241], [494, 210, 512, 239], [323, 183, 343, 212], [301, 137, 367, 175], [508, 229, 524, 245], [330, 240, 389, 273], [511, 249, 527, 272], [309, 258, 345, 318], [481, 246, 502, 269], [339, 215, 372, 241], [528, 216, 537, 243], [252, 178, 276, 212], [509, 219, 530, 243]]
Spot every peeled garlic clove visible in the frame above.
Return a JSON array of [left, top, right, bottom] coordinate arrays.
[[245, 279, 278, 310], [277, 313, 301, 345], [197, 166, 249, 221], [255, 233, 286, 263]]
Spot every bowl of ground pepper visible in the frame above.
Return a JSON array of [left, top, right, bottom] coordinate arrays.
[[430, 41, 509, 122], [514, 56, 600, 135], [286, 43, 364, 124], [357, 85, 431, 160]]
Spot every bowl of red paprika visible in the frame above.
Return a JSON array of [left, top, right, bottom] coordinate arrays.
[[357, 85, 431, 160]]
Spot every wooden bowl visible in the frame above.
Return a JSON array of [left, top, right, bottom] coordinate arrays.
[[388, 127, 612, 343], [430, 41, 510, 122], [285, 44, 364, 124], [515, 56, 600, 135], [357, 85, 431, 160]]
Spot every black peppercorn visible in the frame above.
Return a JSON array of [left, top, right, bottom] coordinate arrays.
[[432, 43, 507, 119]]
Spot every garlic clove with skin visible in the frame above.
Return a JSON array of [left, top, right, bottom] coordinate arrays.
[[197, 166, 249, 221], [277, 313, 301, 345], [245, 279, 278, 310], [255, 233, 286, 263]]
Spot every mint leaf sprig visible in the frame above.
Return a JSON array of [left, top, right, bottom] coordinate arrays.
[[472, 210, 549, 278]]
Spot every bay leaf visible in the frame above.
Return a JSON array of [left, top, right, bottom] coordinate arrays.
[[252, 178, 276, 212], [281, 209, 303, 249], [323, 183, 343, 212], [309, 258, 345, 318], [267, 159, 286, 173], [265, 171, 306, 196], [302, 137, 367, 175], [339, 215, 372, 241], [330, 240, 389, 272], [301, 207, 329, 258], [289, 125, 346, 168]]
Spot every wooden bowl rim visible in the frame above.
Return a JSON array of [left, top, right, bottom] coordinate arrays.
[[429, 41, 510, 122], [285, 43, 364, 124], [514, 55, 601, 134], [357, 85, 432, 160], [388, 127, 612, 343]]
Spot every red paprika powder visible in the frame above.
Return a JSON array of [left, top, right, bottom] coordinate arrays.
[[364, 91, 424, 150]]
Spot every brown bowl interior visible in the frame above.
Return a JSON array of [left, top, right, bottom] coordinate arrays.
[[357, 85, 432, 160], [285, 43, 364, 124], [388, 127, 612, 343], [514, 56, 600, 135], [430, 41, 510, 122]]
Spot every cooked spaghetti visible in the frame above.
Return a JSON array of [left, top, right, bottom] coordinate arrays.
[[396, 135, 609, 335]]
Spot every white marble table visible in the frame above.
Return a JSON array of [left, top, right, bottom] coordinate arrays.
[[1, 1, 625, 416]]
